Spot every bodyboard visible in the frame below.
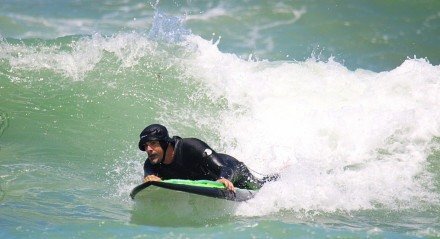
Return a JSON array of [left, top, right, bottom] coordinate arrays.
[[130, 179, 257, 202]]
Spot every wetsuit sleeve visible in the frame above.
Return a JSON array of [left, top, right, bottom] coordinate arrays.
[[182, 138, 234, 180], [143, 159, 157, 177], [203, 150, 234, 180]]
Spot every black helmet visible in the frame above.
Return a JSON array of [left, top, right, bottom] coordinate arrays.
[[138, 124, 171, 151]]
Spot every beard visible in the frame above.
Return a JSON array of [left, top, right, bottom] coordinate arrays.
[[148, 153, 162, 164]]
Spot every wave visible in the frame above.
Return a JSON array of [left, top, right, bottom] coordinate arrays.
[[1, 19, 439, 216], [181, 36, 440, 215]]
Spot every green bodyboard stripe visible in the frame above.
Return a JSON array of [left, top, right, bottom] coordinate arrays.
[[163, 179, 226, 189], [130, 179, 257, 201]]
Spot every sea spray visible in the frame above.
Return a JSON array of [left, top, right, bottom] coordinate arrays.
[[2, 27, 438, 217], [1, 1, 440, 238], [179, 36, 440, 215], [149, 11, 190, 43]]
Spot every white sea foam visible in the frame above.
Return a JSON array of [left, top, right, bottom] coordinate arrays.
[[3, 33, 158, 81], [183, 35, 440, 215], [3, 31, 438, 215]]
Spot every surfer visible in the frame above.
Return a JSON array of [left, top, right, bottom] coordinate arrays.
[[138, 124, 278, 191]]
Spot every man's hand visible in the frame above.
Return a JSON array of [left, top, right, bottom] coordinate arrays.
[[144, 175, 162, 182], [217, 178, 235, 192]]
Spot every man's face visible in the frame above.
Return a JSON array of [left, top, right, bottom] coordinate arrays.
[[145, 140, 164, 164]]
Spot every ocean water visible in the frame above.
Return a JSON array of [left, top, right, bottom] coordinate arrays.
[[1, 0, 440, 238]]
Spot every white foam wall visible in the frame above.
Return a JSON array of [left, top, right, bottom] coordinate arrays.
[[184, 35, 440, 215]]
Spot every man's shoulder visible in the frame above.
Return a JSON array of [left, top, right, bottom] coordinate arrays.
[[173, 136, 206, 144], [181, 137, 202, 141], [181, 137, 207, 144], [178, 137, 211, 151]]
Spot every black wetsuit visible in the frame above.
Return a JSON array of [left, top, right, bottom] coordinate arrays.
[[143, 137, 267, 190]]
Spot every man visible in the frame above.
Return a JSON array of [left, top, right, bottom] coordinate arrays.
[[138, 124, 277, 191]]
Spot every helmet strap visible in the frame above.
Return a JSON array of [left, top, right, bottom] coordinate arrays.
[[159, 141, 169, 164]]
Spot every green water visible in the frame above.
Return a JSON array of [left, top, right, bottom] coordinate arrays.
[[1, 1, 440, 238]]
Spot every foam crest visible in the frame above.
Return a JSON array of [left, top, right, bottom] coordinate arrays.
[[1, 33, 158, 81], [183, 36, 440, 215], [1, 11, 198, 82]]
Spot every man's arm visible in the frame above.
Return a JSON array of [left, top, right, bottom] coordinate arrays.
[[143, 160, 161, 182], [216, 178, 235, 191], [144, 174, 161, 182], [201, 147, 236, 191], [183, 138, 237, 191]]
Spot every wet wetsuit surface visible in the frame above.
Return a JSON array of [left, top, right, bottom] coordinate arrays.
[[144, 137, 265, 190]]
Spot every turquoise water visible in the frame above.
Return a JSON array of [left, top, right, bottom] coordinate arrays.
[[1, 1, 439, 238]]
